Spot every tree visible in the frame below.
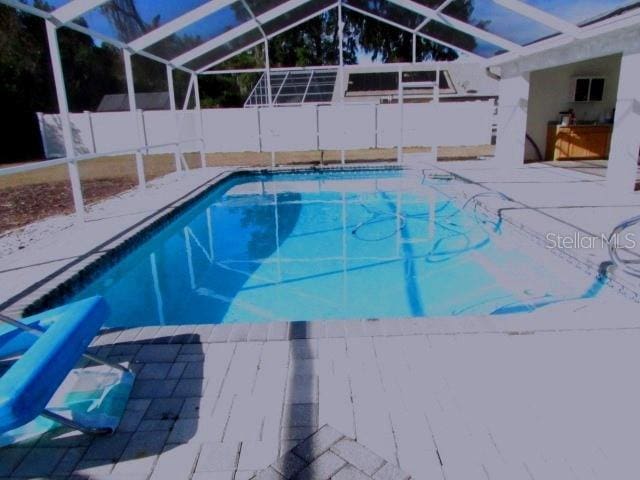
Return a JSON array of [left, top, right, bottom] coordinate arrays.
[[0, 1, 124, 160], [268, 10, 346, 67], [99, 0, 155, 42], [199, 47, 265, 108], [0, 3, 53, 161], [344, 0, 480, 63], [59, 27, 125, 112], [345, 10, 452, 63]]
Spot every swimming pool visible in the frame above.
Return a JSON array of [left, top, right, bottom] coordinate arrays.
[[51, 168, 604, 327]]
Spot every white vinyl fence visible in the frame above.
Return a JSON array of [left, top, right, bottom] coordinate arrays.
[[38, 101, 494, 159], [37, 110, 202, 159]]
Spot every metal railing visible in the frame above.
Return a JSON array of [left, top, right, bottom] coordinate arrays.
[[0, 138, 204, 178], [0, 137, 206, 224], [608, 214, 640, 278]]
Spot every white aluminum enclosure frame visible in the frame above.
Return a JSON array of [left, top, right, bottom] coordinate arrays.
[[2, 0, 640, 72], [2, 0, 640, 220], [44, 18, 85, 221]]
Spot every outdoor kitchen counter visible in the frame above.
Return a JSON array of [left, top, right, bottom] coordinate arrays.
[[545, 123, 613, 160]]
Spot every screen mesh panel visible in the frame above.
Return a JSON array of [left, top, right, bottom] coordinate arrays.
[[245, 69, 337, 106]]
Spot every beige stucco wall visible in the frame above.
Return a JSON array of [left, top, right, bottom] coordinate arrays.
[[525, 54, 621, 161]]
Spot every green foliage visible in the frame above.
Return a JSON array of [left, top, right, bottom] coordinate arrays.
[[0, 4, 54, 160], [60, 31, 125, 112], [199, 48, 264, 108], [99, 0, 154, 42], [345, 8, 457, 63], [0, 3, 51, 112], [268, 10, 345, 67]]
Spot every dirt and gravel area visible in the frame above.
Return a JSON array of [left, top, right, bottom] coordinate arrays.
[[0, 145, 494, 237]]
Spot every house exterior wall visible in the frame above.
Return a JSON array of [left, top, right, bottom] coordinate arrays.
[[526, 54, 622, 161]]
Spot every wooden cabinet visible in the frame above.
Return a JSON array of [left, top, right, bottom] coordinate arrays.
[[545, 124, 612, 161]]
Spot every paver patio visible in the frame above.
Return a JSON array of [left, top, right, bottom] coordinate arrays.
[[2, 303, 640, 479]]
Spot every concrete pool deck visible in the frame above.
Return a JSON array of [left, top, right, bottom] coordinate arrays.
[[1, 158, 640, 479]]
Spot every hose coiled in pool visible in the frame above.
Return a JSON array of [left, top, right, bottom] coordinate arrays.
[[350, 200, 492, 264], [351, 201, 457, 242], [351, 203, 407, 241]]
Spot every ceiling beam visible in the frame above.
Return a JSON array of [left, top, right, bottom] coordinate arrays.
[[196, 38, 264, 73], [129, 0, 238, 51], [240, 0, 268, 39], [1, 0, 52, 20], [173, 23, 255, 67], [63, 20, 196, 74], [435, 0, 456, 13], [197, 2, 339, 72], [413, 0, 455, 32], [387, 0, 522, 52], [173, 0, 314, 67], [493, 0, 581, 37], [53, 0, 109, 24], [0, 0, 195, 73]]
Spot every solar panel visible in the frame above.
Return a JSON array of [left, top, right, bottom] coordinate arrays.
[[245, 69, 337, 106]]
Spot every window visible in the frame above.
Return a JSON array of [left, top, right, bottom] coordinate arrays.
[[573, 77, 605, 102], [348, 72, 398, 93]]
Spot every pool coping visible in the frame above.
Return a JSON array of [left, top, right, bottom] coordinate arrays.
[[89, 309, 640, 349]]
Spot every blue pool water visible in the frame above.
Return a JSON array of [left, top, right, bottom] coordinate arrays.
[[61, 168, 602, 327]]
